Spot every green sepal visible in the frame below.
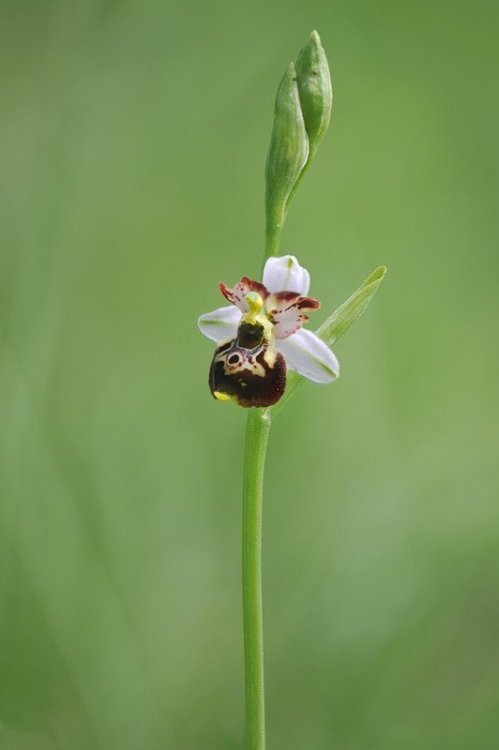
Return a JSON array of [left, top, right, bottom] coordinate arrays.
[[265, 62, 309, 257], [267, 266, 387, 416], [295, 30, 332, 160]]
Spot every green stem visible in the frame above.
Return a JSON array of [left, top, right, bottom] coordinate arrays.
[[242, 407, 271, 750], [264, 216, 284, 260], [265, 153, 313, 260]]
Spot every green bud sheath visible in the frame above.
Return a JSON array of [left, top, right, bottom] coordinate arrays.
[[295, 30, 332, 158], [265, 62, 309, 258]]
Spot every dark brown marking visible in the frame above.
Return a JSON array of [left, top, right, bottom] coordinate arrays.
[[237, 321, 264, 349], [209, 339, 287, 408]]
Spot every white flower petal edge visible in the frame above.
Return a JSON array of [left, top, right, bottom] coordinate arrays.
[[275, 328, 340, 383], [198, 305, 241, 343], [263, 255, 310, 295]]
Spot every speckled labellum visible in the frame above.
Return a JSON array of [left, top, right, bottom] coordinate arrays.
[[209, 319, 287, 408]]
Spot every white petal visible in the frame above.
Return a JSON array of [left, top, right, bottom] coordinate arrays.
[[276, 328, 339, 383], [266, 292, 320, 339], [262, 255, 310, 294], [198, 305, 241, 343]]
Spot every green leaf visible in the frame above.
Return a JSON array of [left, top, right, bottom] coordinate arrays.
[[267, 266, 387, 417]]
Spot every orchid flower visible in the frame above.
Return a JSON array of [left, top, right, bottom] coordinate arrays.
[[198, 254, 339, 407]]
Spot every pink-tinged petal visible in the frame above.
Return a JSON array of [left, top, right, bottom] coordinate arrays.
[[266, 292, 320, 339], [198, 305, 241, 343], [275, 329, 339, 383], [262, 255, 310, 294], [219, 277, 269, 312]]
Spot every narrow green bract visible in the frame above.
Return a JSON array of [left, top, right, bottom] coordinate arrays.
[[317, 266, 387, 347]]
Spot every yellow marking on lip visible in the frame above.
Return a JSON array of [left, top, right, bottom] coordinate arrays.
[[214, 391, 233, 401], [263, 347, 277, 368]]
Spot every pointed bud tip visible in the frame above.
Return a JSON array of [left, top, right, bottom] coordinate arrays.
[[297, 30, 324, 66], [277, 62, 298, 96]]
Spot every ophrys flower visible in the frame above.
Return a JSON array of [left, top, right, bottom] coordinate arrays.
[[198, 255, 339, 407]]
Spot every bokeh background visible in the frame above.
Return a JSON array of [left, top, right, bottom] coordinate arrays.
[[1, 1, 498, 748]]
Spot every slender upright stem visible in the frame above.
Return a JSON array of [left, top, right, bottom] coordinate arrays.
[[242, 407, 271, 750], [263, 197, 286, 265], [243, 156, 283, 750], [265, 223, 283, 258]]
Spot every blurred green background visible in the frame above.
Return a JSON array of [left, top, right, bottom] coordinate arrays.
[[1, 1, 498, 748]]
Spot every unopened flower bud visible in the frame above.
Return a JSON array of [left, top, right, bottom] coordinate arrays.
[[265, 63, 309, 252], [295, 30, 332, 158]]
